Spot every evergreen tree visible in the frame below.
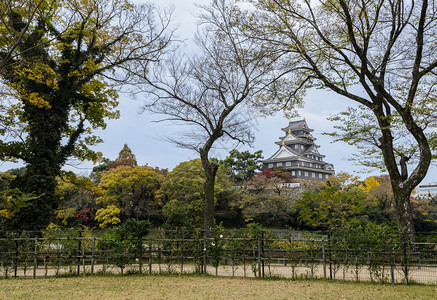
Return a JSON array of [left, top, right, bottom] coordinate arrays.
[[115, 144, 137, 167]]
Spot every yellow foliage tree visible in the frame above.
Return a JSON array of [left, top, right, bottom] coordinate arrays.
[[95, 204, 120, 228], [97, 166, 164, 221]]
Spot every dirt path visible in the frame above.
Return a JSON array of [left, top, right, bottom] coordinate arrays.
[[4, 262, 437, 284]]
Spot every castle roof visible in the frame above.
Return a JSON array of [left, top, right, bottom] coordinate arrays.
[[281, 119, 314, 133]]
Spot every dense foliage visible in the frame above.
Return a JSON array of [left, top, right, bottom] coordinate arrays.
[[161, 158, 235, 229], [0, 0, 172, 229]]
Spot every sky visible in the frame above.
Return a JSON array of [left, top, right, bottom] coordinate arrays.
[[84, 0, 366, 176], [1, 0, 436, 184]]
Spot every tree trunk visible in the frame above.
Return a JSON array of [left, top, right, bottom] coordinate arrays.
[[200, 154, 219, 230], [375, 107, 431, 243], [12, 92, 70, 230], [17, 166, 59, 230], [391, 185, 416, 242]]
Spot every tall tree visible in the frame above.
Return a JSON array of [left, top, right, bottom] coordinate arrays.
[[222, 149, 263, 182], [0, 0, 173, 229], [116, 144, 137, 167], [106, 144, 138, 169], [138, 0, 284, 229], [245, 0, 437, 236], [161, 158, 233, 228]]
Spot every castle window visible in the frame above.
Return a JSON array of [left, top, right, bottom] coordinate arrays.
[[268, 163, 273, 168], [286, 162, 291, 166], [305, 172, 308, 177], [295, 144, 298, 149], [319, 174, 323, 179], [298, 171, 301, 176], [292, 171, 295, 176], [312, 173, 316, 177]]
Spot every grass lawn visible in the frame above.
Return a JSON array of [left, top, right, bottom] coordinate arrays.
[[1, 275, 436, 299]]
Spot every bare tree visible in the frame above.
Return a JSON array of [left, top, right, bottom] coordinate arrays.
[[245, 0, 437, 237], [137, 0, 287, 229]]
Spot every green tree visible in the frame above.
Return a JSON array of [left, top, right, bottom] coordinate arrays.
[[116, 144, 137, 166], [0, 0, 173, 229], [0, 170, 36, 228], [296, 173, 368, 230], [107, 144, 138, 169], [161, 158, 234, 228], [223, 149, 263, 182], [245, 0, 437, 236], [97, 166, 164, 222]]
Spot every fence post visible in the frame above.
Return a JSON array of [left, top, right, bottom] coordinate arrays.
[[33, 237, 38, 279], [390, 264, 395, 284], [158, 242, 162, 275], [148, 239, 152, 275], [179, 232, 184, 274], [14, 240, 18, 278], [256, 233, 261, 278], [322, 239, 326, 280], [243, 246, 246, 277], [328, 231, 332, 279], [77, 232, 81, 276], [368, 253, 373, 282], [90, 237, 95, 276], [261, 231, 265, 278], [403, 241, 409, 285], [203, 231, 207, 275], [139, 237, 143, 274]]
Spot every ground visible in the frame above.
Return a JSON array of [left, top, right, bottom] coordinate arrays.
[[1, 275, 436, 299]]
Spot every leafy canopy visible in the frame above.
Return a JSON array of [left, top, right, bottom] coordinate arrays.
[[222, 149, 263, 182], [161, 158, 234, 228], [296, 173, 368, 230]]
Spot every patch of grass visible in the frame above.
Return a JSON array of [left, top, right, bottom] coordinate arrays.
[[1, 274, 436, 299]]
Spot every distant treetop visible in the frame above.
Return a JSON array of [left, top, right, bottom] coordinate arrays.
[[115, 144, 137, 168]]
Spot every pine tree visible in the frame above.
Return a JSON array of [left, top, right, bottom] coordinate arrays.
[[115, 144, 137, 167]]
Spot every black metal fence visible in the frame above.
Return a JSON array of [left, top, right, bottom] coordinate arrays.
[[1, 229, 436, 284]]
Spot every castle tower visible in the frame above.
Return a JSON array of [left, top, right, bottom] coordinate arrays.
[[261, 119, 335, 180]]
